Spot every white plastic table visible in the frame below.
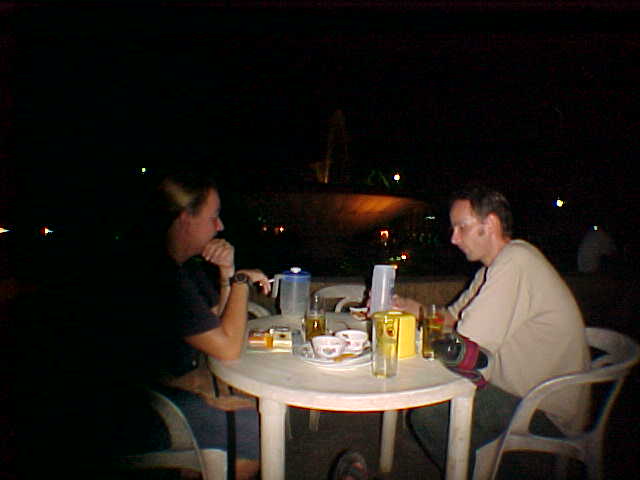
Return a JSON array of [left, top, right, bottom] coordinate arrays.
[[208, 313, 476, 480]]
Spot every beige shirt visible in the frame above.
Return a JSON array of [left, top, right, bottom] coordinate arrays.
[[449, 240, 590, 432]]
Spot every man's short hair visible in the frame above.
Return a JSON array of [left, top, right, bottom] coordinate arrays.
[[450, 185, 513, 237]]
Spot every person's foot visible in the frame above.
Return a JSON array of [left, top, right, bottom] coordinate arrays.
[[332, 450, 369, 480]]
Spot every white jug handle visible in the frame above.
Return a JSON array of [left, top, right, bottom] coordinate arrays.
[[271, 274, 283, 298]]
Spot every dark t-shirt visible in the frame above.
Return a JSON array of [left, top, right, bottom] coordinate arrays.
[[176, 259, 221, 336], [96, 253, 221, 383]]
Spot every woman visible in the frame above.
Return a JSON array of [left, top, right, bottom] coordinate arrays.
[[116, 170, 270, 480]]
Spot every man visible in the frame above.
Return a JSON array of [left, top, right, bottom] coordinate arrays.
[[394, 185, 590, 475], [577, 225, 616, 273]]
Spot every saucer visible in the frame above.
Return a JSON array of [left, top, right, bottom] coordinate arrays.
[[293, 343, 372, 369]]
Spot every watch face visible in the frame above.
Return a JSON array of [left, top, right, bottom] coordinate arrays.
[[233, 273, 250, 284]]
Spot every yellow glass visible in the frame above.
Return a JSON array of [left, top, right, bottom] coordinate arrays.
[[372, 311, 400, 378], [304, 311, 326, 341], [421, 304, 444, 360]]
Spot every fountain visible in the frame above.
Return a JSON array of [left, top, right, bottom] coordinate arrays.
[[242, 184, 429, 273], [239, 110, 430, 273]]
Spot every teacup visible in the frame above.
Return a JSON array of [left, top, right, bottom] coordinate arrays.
[[335, 329, 369, 354], [311, 335, 346, 359]]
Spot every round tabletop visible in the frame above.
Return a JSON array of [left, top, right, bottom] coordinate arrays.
[[209, 313, 474, 412]]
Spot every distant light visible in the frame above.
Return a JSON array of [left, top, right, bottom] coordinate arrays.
[[425, 216, 436, 220], [400, 252, 408, 260], [593, 225, 599, 231], [274, 226, 285, 234], [555, 198, 564, 207], [40, 226, 54, 236], [380, 229, 389, 241], [393, 173, 401, 182], [0, 227, 10, 234], [141, 167, 147, 174]]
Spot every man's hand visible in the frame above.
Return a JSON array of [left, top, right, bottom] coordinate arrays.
[[202, 239, 235, 278], [441, 308, 458, 331], [391, 294, 422, 318]]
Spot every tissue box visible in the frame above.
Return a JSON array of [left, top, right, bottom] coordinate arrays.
[[270, 327, 293, 350], [247, 327, 293, 351]]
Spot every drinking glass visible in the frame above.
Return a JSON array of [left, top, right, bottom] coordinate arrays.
[[372, 311, 400, 378], [304, 295, 326, 341], [421, 304, 445, 360]]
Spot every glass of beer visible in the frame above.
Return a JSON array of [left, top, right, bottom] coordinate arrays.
[[421, 304, 445, 359], [372, 311, 400, 378], [304, 295, 326, 341]]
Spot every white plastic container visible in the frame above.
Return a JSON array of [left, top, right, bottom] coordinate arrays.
[[271, 267, 311, 320], [368, 264, 396, 315]]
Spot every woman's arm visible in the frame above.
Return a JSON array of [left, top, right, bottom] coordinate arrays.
[[185, 269, 270, 361], [201, 238, 235, 315]]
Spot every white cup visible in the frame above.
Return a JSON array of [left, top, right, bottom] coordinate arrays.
[[335, 329, 369, 354], [311, 335, 346, 359]]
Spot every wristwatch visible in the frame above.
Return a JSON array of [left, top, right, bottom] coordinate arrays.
[[230, 272, 252, 286]]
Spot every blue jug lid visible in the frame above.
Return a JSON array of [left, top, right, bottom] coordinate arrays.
[[282, 266, 310, 278]]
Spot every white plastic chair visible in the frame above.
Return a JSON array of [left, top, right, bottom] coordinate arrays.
[[248, 300, 272, 319], [305, 284, 366, 431], [314, 284, 366, 312], [116, 389, 227, 479], [473, 327, 640, 480]]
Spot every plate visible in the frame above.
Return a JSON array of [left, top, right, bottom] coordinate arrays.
[[293, 343, 372, 369]]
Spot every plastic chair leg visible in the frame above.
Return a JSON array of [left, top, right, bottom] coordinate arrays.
[[472, 438, 501, 480], [309, 409, 320, 431], [200, 449, 228, 480]]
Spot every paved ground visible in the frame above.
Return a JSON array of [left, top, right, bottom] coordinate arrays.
[[283, 371, 640, 480], [3, 277, 639, 480], [3, 339, 639, 480]]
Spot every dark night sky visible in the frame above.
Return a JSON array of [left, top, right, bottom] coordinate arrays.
[[3, 2, 640, 262]]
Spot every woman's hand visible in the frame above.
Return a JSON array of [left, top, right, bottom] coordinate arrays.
[[237, 269, 271, 296], [202, 238, 235, 279]]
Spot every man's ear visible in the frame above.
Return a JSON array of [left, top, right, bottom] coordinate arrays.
[[485, 213, 502, 236]]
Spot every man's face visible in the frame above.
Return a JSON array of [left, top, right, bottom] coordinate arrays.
[[449, 199, 490, 264], [185, 189, 224, 255]]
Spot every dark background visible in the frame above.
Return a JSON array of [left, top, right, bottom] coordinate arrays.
[[2, 1, 639, 278]]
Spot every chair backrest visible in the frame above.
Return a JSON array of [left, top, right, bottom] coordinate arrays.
[[314, 284, 366, 312], [116, 389, 227, 479], [477, 327, 640, 480], [248, 301, 272, 319], [507, 327, 640, 436], [147, 389, 202, 452]]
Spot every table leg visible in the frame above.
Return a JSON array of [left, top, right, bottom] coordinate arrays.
[[379, 410, 398, 473], [258, 398, 287, 480], [446, 393, 474, 480]]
